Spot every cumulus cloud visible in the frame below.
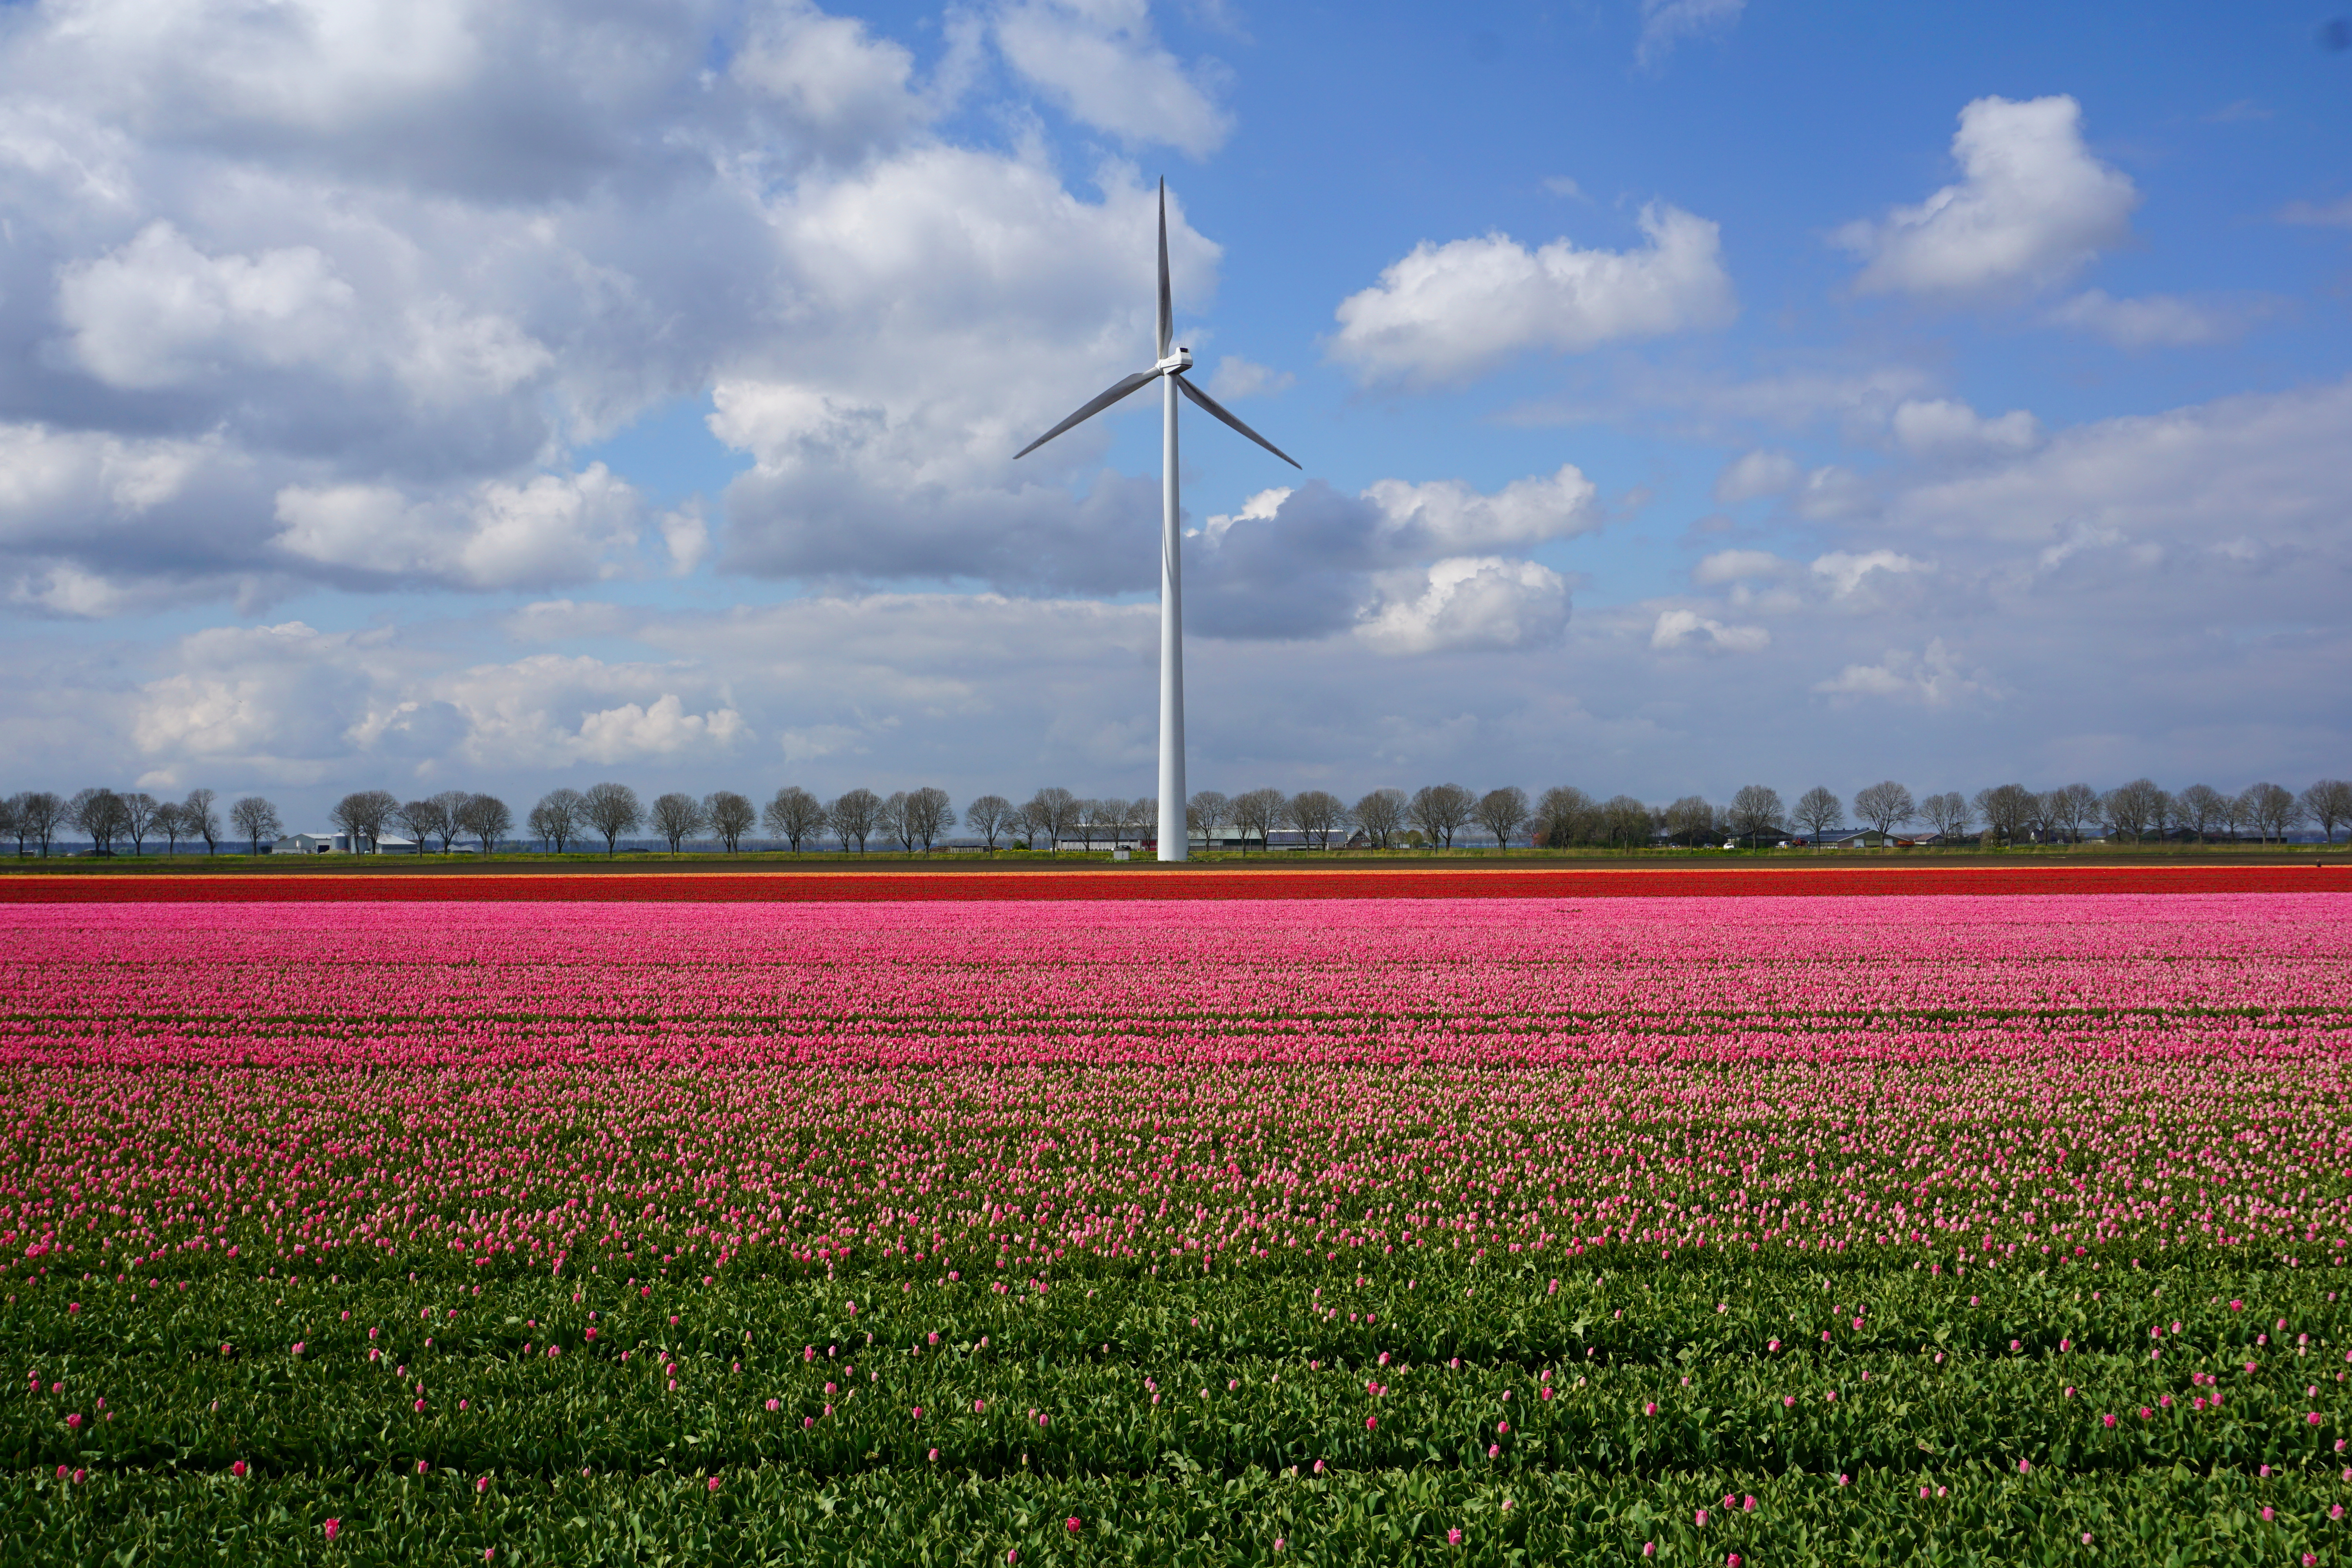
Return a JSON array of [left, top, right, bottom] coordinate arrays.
[[1809, 549, 1932, 597], [1889, 398, 2041, 458], [1330, 203, 1737, 385], [1813, 639, 1993, 708], [1835, 95, 2137, 300], [2045, 289, 2265, 348], [1184, 466, 1599, 640], [1356, 557, 1569, 655], [1886, 376, 2352, 551], [991, 0, 1232, 157], [272, 466, 642, 590], [1713, 449, 1800, 503], [1205, 356, 1292, 399], [1650, 608, 1768, 653], [1635, 0, 1746, 68], [1691, 549, 1788, 585]]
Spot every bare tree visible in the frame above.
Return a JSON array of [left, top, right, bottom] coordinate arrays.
[[1408, 783, 1474, 849], [2219, 790, 2252, 843], [182, 789, 219, 855], [583, 781, 644, 857], [904, 786, 956, 851], [70, 788, 129, 855], [428, 791, 471, 852], [1659, 795, 1716, 847], [649, 791, 706, 854], [1472, 786, 1530, 850], [2241, 781, 2301, 843], [2302, 780, 2352, 846], [1972, 783, 2036, 844], [2149, 787, 2177, 838], [962, 793, 1013, 851], [1852, 781, 1915, 836], [876, 791, 915, 852], [17, 791, 65, 857], [230, 795, 281, 855], [762, 786, 828, 853], [1351, 788, 1406, 849], [1596, 795, 1656, 849], [151, 800, 189, 855], [1023, 787, 1076, 853], [2101, 779, 2162, 842], [2044, 782, 2098, 844], [529, 788, 587, 853], [0, 794, 21, 856], [1531, 786, 1595, 848], [2174, 784, 2225, 842], [1110, 796, 1152, 849], [455, 793, 513, 854], [1226, 787, 1283, 853], [332, 789, 399, 853], [1791, 786, 1842, 847], [829, 788, 882, 853], [1286, 789, 1349, 849], [1186, 790, 1232, 852], [396, 796, 445, 855], [120, 792, 161, 856], [1918, 792, 1970, 841], [705, 790, 756, 853], [1069, 798, 1107, 852], [1724, 785, 1784, 846]]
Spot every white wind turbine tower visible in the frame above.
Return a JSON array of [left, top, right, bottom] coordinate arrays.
[[1014, 180, 1298, 862]]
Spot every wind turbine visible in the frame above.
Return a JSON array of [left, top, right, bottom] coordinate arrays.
[[1014, 180, 1298, 863]]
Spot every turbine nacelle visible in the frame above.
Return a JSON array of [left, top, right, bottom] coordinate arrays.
[[1154, 348, 1192, 375]]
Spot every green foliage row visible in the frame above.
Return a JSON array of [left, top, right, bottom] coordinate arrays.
[[7, 1254, 2351, 1563]]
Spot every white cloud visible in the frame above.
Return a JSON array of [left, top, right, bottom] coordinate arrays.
[[2279, 195, 2352, 228], [271, 465, 641, 590], [1713, 448, 1800, 503], [1361, 464, 1601, 554], [1835, 95, 2137, 300], [1691, 549, 1788, 585], [2045, 289, 2263, 348], [1200, 486, 1289, 541], [1650, 608, 1768, 653], [1809, 549, 1932, 597], [1357, 557, 1569, 655], [1636, 0, 1746, 68], [1205, 355, 1292, 399], [573, 693, 748, 763], [991, 0, 1232, 157], [1890, 398, 2041, 458], [57, 222, 358, 390], [1887, 376, 2352, 551], [1330, 203, 1737, 385], [1813, 638, 1992, 708]]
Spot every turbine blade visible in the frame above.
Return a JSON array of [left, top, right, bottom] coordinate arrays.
[[1156, 178, 1172, 360], [1012, 370, 1161, 459], [1174, 373, 1300, 469]]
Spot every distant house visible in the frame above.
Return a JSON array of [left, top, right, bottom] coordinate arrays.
[[273, 832, 342, 854]]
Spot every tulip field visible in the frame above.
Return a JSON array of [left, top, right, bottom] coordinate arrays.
[[8, 877, 2352, 1564]]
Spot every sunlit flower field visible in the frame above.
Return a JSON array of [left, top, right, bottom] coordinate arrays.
[[7, 889, 2352, 1564]]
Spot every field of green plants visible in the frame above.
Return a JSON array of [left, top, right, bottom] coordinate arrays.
[[8, 889, 2352, 1564]]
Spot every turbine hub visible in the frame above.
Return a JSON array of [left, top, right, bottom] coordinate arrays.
[[1154, 347, 1192, 374]]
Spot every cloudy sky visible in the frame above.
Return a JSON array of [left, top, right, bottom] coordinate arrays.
[[4, 0, 2349, 826]]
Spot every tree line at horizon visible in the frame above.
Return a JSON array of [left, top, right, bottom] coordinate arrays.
[[5, 774, 2348, 857]]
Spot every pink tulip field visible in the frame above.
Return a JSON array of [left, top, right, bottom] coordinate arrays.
[[8, 886, 2352, 1564]]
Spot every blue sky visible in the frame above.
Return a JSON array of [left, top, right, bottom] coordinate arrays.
[[0, 0, 2347, 828]]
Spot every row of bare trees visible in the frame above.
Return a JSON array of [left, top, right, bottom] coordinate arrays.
[[14, 773, 2349, 858], [0, 788, 283, 856], [1670, 778, 2352, 847]]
